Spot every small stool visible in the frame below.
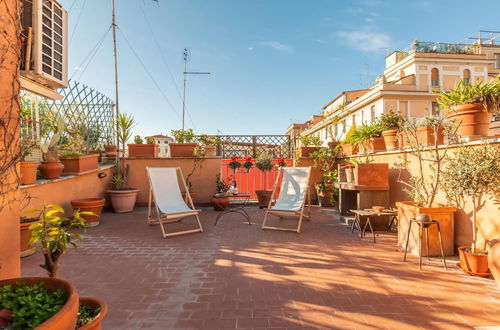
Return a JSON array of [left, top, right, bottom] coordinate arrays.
[[403, 214, 447, 270]]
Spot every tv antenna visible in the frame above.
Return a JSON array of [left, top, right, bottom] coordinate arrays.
[[182, 48, 210, 130]]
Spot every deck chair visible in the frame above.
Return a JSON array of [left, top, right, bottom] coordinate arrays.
[[146, 167, 203, 238], [261, 167, 311, 233]]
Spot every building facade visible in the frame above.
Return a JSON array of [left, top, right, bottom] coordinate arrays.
[[146, 134, 174, 157]]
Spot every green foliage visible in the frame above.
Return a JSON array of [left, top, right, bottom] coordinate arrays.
[[40, 117, 65, 162], [299, 135, 322, 147], [215, 174, 232, 194], [60, 151, 85, 157], [255, 152, 274, 172], [76, 304, 100, 328], [436, 77, 500, 112], [27, 205, 90, 277], [171, 129, 195, 143], [341, 124, 357, 145], [110, 174, 126, 189], [379, 110, 404, 131], [116, 113, 136, 147], [146, 137, 155, 144], [0, 282, 66, 329], [355, 122, 384, 143], [133, 135, 143, 144], [198, 134, 218, 146]]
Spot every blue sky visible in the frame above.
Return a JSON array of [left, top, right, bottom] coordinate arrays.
[[60, 0, 500, 137]]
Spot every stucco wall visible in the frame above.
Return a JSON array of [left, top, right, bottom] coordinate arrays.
[[125, 157, 222, 204]]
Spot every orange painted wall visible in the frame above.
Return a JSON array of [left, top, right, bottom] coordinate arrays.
[[20, 167, 113, 217], [125, 157, 222, 204]]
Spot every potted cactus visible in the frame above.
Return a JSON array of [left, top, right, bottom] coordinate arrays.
[[39, 118, 65, 179]]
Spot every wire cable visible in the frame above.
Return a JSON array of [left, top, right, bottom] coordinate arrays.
[[70, 26, 111, 81], [69, 0, 87, 45]]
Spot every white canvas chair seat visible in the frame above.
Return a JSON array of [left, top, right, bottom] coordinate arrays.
[[147, 167, 203, 237], [261, 167, 311, 233]]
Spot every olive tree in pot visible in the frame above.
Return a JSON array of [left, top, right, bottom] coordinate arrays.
[[298, 135, 322, 157], [107, 113, 139, 213], [379, 110, 404, 151], [437, 77, 500, 137], [441, 143, 500, 276], [198, 134, 219, 156], [255, 152, 274, 208], [312, 146, 340, 208], [170, 128, 198, 157]]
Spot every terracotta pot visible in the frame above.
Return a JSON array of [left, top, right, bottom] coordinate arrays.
[[382, 130, 398, 151], [77, 297, 108, 330], [458, 246, 490, 275], [211, 196, 230, 211], [328, 141, 340, 149], [398, 131, 408, 149], [70, 198, 106, 227], [255, 190, 273, 209], [488, 241, 500, 288], [89, 151, 102, 163], [396, 201, 456, 257], [362, 137, 385, 153], [345, 168, 354, 183], [60, 154, 99, 175], [416, 126, 444, 146], [315, 183, 333, 207], [446, 103, 493, 137], [203, 146, 217, 156], [20, 218, 40, 257], [353, 163, 389, 187], [20, 161, 38, 185], [104, 145, 118, 153], [169, 143, 198, 157], [127, 144, 159, 158], [38, 161, 64, 180], [107, 189, 139, 213], [341, 144, 358, 156], [0, 277, 79, 330], [300, 146, 320, 158]]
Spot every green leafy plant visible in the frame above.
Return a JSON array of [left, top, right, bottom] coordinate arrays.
[[110, 174, 126, 189], [115, 113, 136, 189], [299, 135, 322, 147], [341, 124, 357, 145], [436, 77, 500, 113], [355, 122, 384, 144], [441, 144, 500, 252], [40, 117, 65, 162], [215, 174, 232, 195], [60, 151, 85, 157], [255, 152, 274, 188], [379, 110, 404, 131], [198, 134, 218, 147], [133, 135, 143, 144], [171, 129, 195, 143], [76, 304, 100, 328], [146, 136, 155, 144], [0, 282, 66, 329], [228, 156, 242, 172], [27, 205, 91, 277]]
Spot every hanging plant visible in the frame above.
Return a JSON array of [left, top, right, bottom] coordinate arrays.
[[243, 156, 253, 173], [275, 157, 287, 168], [228, 156, 242, 173]]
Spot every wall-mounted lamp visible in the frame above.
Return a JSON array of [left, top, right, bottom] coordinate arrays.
[[98, 172, 107, 179]]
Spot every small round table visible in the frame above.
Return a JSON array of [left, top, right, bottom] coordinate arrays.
[[214, 193, 252, 226]]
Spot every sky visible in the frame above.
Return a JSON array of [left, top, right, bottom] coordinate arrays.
[[60, 0, 500, 138]]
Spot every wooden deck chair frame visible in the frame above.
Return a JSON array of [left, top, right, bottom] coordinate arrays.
[[261, 167, 312, 233], [147, 167, 203, 238]]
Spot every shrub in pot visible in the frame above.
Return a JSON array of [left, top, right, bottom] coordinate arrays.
[[128, 135, 159, 157], [355, 122, 385, 153], [170, 129, 198, 157], [39, 117, 65, 180], [298, 135, 322, 157], [19, 136, 38, 185], [340, 125, 359, 156], [255, 152, 274, 208], [211, 174, 232, 211], [60, 152, 99, 175], [77, 297, 108, 330], [71, 198, 106, 227], [311, 146, 339, 207], [437, 77, 500, 137], [228, 156, 242, 173], [379, 110, 404, 151], [198, 134, 218, 156], [20, 216, 40, 257], [441, 143, 500, 275]]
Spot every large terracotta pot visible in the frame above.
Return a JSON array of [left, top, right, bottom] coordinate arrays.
[[60, 154, 99, 175], [328, 141, 340, 149], [315, 183, 333, 207], [211, 196, 230, 211], [382, 130, 398, 151], [341, 144, 358, 156], [20, 218, 40, 257], [169, 143, 198, 157], [300, 146, 320, 158], [0, 277, 79, 330], [38, 161, 64, 180], [203, 146, 217, 156], [104, 145, 118, 153], [488, 241, 500, 287], [396, 201, 456, 256], [416, 126, 444, 146], [446, 103, 493, 137], [20, 161, 38, 185], [127, 144, 159, 158], [362, 137, 385, 153], [255, 190, 273, 209], [70, 198, 106, 227], [353, 163, 389, 187], [107, 189, 139, 213], [458, 246, 490, 276], [77, 297, 108, 330]]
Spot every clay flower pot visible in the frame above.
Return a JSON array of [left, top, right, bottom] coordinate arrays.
[[38, 161, 64, 180], [60, 154, 99, 175], [71, 198, 106, 227], [203, 146, 217, 156], [127, 144, 159, 158], [345, 168, 354, 183], [0, 277, 79, 329], [169, 143, 198, 157], [255, 190, 273, 209], [20, 161, 38, 185], [446, 103, 493, 137], [104, 145, 118, 153], [488, 241, 500, 288], [458, 246, 490, 276], [20, 217, 40, 257], [107, 188, 139, 213], [362, 137, 385, 153], [211, 195, 230, 211], [300, 146, 320, 158], [77, 297, 108, 330], [328, 141, 340, 149], [341, 144, 358, 156], [382, 130, 398, 151], [416, 126, 444, 146]]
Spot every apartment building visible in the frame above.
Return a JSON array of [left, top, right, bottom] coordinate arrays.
[[146, 134, 174, 157], [290, 31, 500, 146]]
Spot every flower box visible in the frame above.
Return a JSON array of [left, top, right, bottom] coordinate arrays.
[[128, 144, 159, 158], [341, 144, 358, 156], [300, 146, 320, 158], [169, 143, 198, 157], [60, 154, 99, 176], [362, 137, 386, 153]]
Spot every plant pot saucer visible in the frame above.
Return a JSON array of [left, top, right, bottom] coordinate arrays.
[[456, 262, 491, 277]]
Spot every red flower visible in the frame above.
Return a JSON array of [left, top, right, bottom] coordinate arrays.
[[348, 164, 355, 169], [244, 156, 252, 161], [231, 156, 239, 161]]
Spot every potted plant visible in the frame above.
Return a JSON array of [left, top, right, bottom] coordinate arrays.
[[60, 120, 100, 175], [20, 216, 40, 257], [198, 134, 218, 156], [243, 156, 253, 173], [275, 157, 287, 168], [356, 122, 385, 153], [70, 198, 106, 227], [312, 146, 340, 207], [107, 113, 139, 213], [441, 144, 500, 275], [19, 136, 38, 185], [181, 147, 206, 203], [77, 296, 108, 330], [437, 77, 500, 137], [298, 135, 322, 157], [39, 117, 65, 180], [59, 151, 99, 175], [340, 125, 359, 156], [228, 156, 242, 173], [211, 174, 232, 211], [104, 136, 118, 160], [170, 129, 198, 157], [379, 110, 404, 151], [128, 135, 159, 157], [255, 152, 274, 208]]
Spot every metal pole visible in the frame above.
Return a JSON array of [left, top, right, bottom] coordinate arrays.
[[111, 0, 120, 147], [182, 48, 188, 130]]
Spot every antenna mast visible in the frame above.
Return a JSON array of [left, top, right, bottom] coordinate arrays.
[[111, 0, 120, 145]]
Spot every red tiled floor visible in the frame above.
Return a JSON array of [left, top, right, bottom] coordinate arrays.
[[22, 207, 500, 329]]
